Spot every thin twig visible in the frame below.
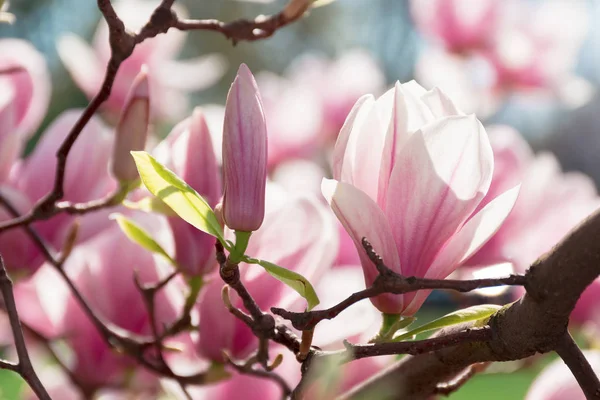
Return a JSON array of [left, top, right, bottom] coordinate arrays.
[[433, 363, 489, 396], [272, 239, 526, 331], [0, 256, 50, 400], [555, 332, 600, 400]]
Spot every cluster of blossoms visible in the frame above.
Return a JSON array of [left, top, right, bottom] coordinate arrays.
[[411, 0, 593, 115], [0, 0, 599, 398]]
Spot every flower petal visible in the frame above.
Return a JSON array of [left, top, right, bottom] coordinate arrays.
[[332, 94, 373, 180], [384, 115, 494, 277], [428, 185, 520, 279], [322, 178, 402, 313]]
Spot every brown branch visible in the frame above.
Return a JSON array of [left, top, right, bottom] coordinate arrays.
[[272, 238, 526, 331], [0, 256, 50, 400], [555, 333, 600, 399], [224, 353, 292, 400], [433, 363, 488, 396]]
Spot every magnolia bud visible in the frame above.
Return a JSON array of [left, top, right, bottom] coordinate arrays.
[[222, 64, 268, 232], [110, 66, 150, 182]]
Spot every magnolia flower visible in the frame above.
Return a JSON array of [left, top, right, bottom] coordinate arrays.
[[110, 67, 150, 182], [222, 64, 268, 232], [0, 39, 50, 138], [197, 193, 337, 362], [57, 0, 226, 122], [415, 0, 592, 115], [258, 50, 384, 168], [465, 126, 599, 274], [526, 350, 600, 400], [14, 211, 182, 391], [0, 39, 51, 181], [410, 0, 499, 53], [323, 81, 519, 315], [0, 111, 116, 273], [154, 107, 221, 276]]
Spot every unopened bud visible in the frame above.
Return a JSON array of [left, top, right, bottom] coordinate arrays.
[[111, 66, 150, 182], [222, 64, 267, 232]]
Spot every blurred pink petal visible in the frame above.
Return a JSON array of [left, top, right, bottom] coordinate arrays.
[[0, 83, 18, 182], [58, 0, 225, 122], [0, 186, 42, 273], [0, 39, 51, 138], [17, 211, 181, 389], [198, 194, 337, 361], [411, 0, 499, 52], [526, 350, 600, 400], [465, 127, 599, 281], [5, 110, 116, 271], [154, 108, 221, 276]]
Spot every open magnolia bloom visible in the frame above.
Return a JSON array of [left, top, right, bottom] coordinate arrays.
[[323, 81, 519, 315]]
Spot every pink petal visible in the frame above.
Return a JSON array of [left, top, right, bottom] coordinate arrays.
[[322, 179, 403, 313], [0, 39, 51, 138], [0, 84, 19, 183], [12, 110, 115, 204], [430, 185, 519, 276], [340, 92, 392, 201], [155, 54, 227, 91], [526, 350, 600, 400], [420, 86, 463, 117], [57, 34, 104, 100], [243, 195, 337, 311], [377, 81, 436, 207], [332, 94, 373, 180], [384, 115, 493, 278]]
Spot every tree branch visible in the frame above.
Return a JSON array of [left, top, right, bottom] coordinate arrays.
[[272, 238, 526, 331], [555, 333, 600, 399], [0, 256, 50, 400]]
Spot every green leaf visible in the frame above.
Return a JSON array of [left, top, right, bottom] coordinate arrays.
[[112, 213, 176, 265], [242, 256, 320, 310], [131, 151, 224, 242], [392, 304, 502, 342]]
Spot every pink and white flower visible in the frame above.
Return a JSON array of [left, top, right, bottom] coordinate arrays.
[[323, 81, 519, 315]]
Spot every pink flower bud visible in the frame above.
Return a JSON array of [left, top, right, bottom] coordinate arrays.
[[111, 66, 150, 182], [222, 64, 268, 232], [155, 107, 221, 276]]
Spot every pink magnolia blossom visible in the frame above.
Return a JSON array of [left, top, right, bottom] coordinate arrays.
[[0, 39, 50, 138], [14, 211, 183, 391], [0, 111, 116, 274], [111, 67, 150, 182], [415, 0, 591, 115], [526, 350, 600, 400], [57, 0, 226, 122], [197, 194, 337, 362], [222, 64, 268, 232], [258, 50, 384, 168], [410, 0, 499, 53], [324, 82, 519, 315], [465, 126, 599, 274], [0, 39, 51, 182], [154, 107, 221, 276]]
